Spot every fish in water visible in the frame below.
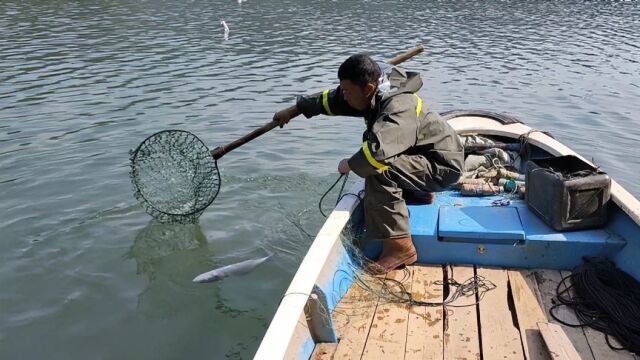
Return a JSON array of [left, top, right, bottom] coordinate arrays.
[[192, 253, 273, 283]]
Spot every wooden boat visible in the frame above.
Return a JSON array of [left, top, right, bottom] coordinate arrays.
[[254, 110, 640, 360]]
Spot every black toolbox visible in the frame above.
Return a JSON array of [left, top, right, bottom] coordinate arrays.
[[525, 155, 611, 231]]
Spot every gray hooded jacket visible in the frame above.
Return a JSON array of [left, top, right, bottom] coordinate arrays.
[[296, 65, 463, 188]]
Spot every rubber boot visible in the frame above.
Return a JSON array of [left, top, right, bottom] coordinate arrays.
[[366, 235, 417, 275]]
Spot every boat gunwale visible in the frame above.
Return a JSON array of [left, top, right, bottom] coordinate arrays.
[[254, 180, 363, 359]]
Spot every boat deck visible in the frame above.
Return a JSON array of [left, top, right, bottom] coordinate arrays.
[[311, 264, 638, 360]]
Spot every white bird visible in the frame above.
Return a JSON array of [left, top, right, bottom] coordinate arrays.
[[220, 20, 230, 40]]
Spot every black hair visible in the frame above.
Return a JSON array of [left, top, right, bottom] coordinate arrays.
[[338, 54, 381, 87]]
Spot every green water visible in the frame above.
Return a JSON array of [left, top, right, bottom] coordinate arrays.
[[1, 0, 639, 358]]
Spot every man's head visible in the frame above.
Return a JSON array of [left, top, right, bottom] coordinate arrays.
[[338, 54, 380, 111]]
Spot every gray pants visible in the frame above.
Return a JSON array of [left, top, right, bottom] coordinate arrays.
[[363, 154, 455, 240]]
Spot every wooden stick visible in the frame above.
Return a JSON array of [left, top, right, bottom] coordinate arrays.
[[210, 44, 425, 160], [388, 44, 425, 66], [211, 119, 282, 160]]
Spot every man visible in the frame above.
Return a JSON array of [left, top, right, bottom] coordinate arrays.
[[273, 54, 464, 275]]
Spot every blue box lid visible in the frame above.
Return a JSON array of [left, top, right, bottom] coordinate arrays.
[[438, 206, 525, 241]]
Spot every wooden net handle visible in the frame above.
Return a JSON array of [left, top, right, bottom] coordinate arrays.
[[211, 44, 425, 160]]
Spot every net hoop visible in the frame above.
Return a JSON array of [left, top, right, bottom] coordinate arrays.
[[130, 129, 221, 221]]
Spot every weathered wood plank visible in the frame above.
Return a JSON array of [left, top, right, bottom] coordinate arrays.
[[559, 270, 636, 360], [332, 272, 381, 359], [537, 322, 582, 360], [311, 342, 338, 360], [361, 269, 413, 360], [477, 267, 525, 360], [535, 270, 594, 359], [508, 269, 550, 360], [444, 265, 481, 360], [405, 265, 444, 360]]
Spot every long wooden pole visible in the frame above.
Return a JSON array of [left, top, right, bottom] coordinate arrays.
[[210, 44, 425, 160]]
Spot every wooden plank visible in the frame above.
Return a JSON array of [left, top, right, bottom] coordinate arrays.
[[535, 270, 594, 359], [559, 271, 636, 360], [477, 267, 525, 360], [508, 269, 550, 360], [361, 269, 413, 360], [332, 273, 381, 359], [311, 343, 338, 360], [537, 322, 582, 360], [405, 265, 444, 359], [444, 265, 481, 360]]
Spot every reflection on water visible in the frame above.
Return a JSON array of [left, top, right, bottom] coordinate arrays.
[[127, 220, 250, 319], [127, 220, 209, 282], [127, 220, 210, 317]]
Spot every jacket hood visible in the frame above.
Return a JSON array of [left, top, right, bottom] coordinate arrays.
[[376, 62, 423, 101]]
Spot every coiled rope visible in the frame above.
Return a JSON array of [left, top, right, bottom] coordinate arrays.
[[551, 257, 640, 354]]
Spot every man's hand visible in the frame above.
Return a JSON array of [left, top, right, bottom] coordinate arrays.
[[338, 158, 351, 174], [273, 105, 301, 128]]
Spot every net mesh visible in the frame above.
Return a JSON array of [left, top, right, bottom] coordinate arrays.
[[338, 218, 496, 308], [130, 130, 220, 223], [321, 178, 495, 309]]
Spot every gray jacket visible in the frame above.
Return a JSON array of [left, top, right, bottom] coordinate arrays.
[[296, 66, 463, 188]]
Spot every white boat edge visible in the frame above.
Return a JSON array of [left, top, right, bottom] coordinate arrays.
[[255, 178, 364, 359], [254, 114, 640, 360]]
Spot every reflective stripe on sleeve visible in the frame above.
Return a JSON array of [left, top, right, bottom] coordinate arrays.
[[362, 141, 389, 171], [322, 90, 334, 116]]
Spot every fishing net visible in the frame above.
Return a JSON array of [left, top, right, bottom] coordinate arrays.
[[130, 130, 220, 223], [316, 175, 496, 309], [338, 224, 496, 309]]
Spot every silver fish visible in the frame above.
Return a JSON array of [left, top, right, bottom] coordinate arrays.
[[192, 254, 273, 283]]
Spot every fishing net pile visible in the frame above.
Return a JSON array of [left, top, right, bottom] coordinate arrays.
[[453, 134, 529, 198], [130, 130, 220, 223]]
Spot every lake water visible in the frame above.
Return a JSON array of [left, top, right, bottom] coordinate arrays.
[[1, 0, 639, 358]]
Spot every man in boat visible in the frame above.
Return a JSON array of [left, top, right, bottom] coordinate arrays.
[[273, 54, 464, 274]]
